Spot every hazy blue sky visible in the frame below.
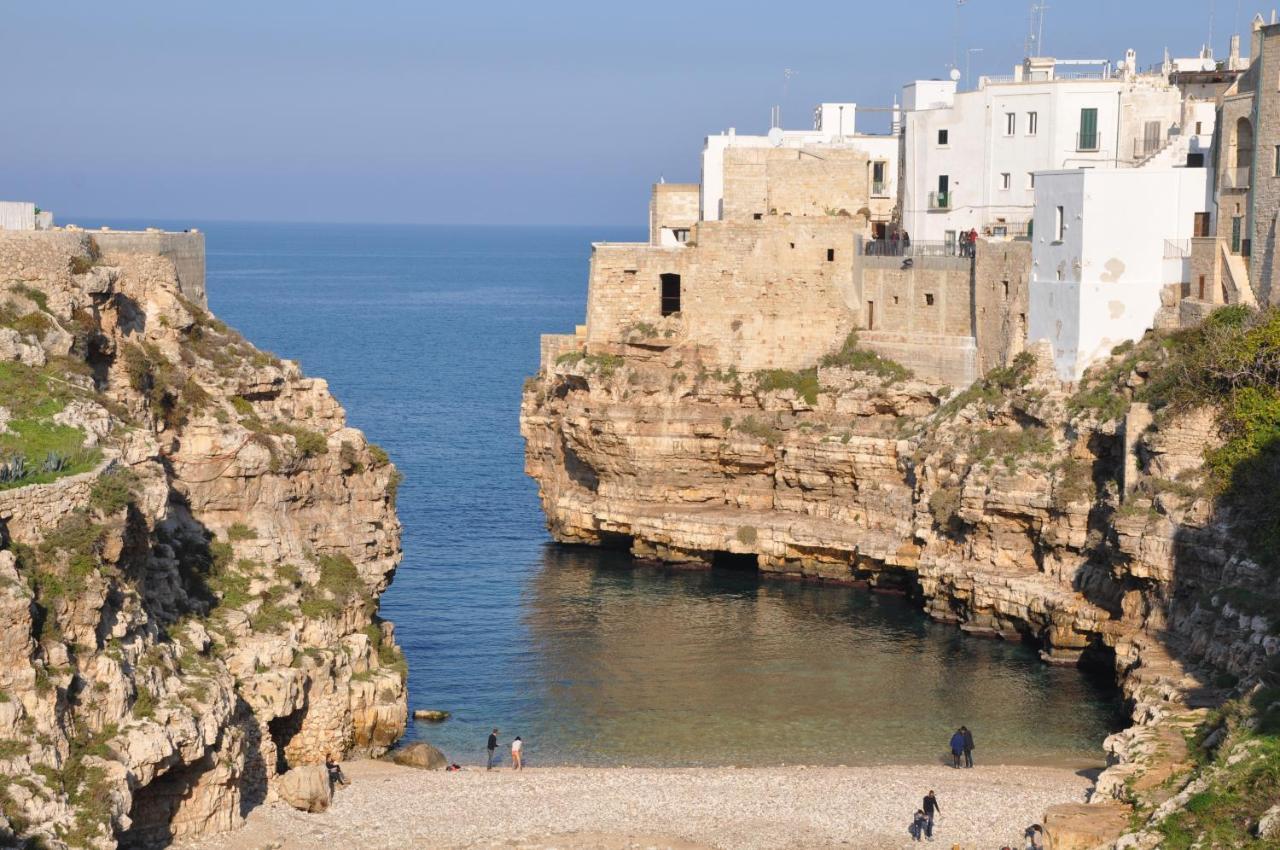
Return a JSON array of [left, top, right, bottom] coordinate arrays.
[[1, 1, 1250, 225]]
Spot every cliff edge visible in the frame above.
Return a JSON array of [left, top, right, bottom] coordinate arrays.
[[522, 319, 1280, 848], [0, 230, 406, 849]]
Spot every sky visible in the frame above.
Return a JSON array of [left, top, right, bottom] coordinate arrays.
[[0, 0, 1257, 226]]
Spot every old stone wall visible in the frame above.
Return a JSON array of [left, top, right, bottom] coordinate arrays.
[[649, 184, 699, 246], [91, 229, 207, 307], [721, 146, 870, 222], [973, 239, 1032, 373], [586, 217, 861, 371], [856, 254, 971, 336]]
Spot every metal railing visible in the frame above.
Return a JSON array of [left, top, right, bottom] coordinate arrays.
[[863, 239, 972, 258], [871, 180, 889, 197], [1163, 238, 1191, 259], [928, 191, 951, 210], [1076, 132, 1100, 152], [984, 219, 1033, 239]]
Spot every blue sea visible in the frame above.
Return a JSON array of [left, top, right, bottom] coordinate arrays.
[[80, 220, 1122, 767]]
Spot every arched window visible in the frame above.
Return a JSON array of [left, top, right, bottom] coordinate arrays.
[[1236, 117, 1254, 169]]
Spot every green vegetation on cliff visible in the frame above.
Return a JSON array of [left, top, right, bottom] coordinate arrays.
[[0, 361, 101, 490]]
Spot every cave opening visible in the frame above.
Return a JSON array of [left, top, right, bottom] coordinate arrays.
[[711, 551, 759, 572], [267, 707, 306, 774], [118, 755, 214, 850]]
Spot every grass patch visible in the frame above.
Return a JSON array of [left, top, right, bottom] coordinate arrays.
[[733, 416, 783, 446], [225, 523, 256, 541], [819, 331, 913, 382], [88, 466, 139, 514], [0, 361, 100, 490], [755, 368, 821, 404]]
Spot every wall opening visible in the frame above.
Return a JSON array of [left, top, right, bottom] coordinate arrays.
[[267, 707, 306, 775], [925, 293, 935, 306], [826, 248, 835, 261], [866, 300, 876, 330], [660, 273, 681, 316], [711, 551, 759, 571]]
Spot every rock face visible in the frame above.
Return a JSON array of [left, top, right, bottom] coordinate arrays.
[[522, 335, 1280, 847], [0, 230, 407, 849]]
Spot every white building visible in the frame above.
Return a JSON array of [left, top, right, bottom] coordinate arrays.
[[900, 53, 1188, 250], [0, 202, 53, 231], [700, 103, 899, 235], [1027, 167, 1209, 380]]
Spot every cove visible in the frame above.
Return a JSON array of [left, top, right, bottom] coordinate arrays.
[[177, 220, 1124, 768]]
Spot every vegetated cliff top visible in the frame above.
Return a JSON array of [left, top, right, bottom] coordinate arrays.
[[0, 230, 406, 850]]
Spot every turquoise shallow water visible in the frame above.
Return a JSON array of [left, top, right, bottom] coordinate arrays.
[[85, 220, 1124, 767]]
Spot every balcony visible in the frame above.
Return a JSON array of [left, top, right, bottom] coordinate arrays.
[[1163, 238, 1191, 259], [1224, 166, 1251, 190], [928, 191, 951, 211], [1076, 132, 1100, 152], [871, 180, 889, 197]]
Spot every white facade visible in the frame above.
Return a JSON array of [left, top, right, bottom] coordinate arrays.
[[700, 104, 899, 225], [1028, 168, 1210, 380], [900, 55, 1184, 248]]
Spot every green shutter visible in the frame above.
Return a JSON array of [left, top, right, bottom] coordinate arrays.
[[1080, 108, 1098, 149]]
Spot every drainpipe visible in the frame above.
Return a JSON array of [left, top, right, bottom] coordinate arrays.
[[1116, 90, 1123, 166]]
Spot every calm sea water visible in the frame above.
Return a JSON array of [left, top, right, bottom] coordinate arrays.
[[83, 220, 1122, 767]]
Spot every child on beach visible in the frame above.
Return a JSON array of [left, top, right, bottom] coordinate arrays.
[[909, 809, 927, 841], [511, 736, 523, 770]]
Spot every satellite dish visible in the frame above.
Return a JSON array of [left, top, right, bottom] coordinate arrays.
[[949, 68, 962, 82], [768, 127, 784, 146]]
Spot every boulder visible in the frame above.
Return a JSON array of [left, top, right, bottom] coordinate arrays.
[[413, 709, 450, 722], [392, 741, 447, 770], [275, 765, 332, 813]]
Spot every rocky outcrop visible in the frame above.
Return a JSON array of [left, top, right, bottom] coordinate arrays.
[[0, 230, 406, 849], [522, 332, 1280, 848]]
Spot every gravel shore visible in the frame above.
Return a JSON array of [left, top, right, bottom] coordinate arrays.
[[180, 760, 1097, 850]]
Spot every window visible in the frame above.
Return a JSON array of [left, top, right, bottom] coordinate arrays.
[[1055, 206, 1065, 241], [1028, 172, 1036, 189], [826, 248, 835, 261], [1000, 172, 1011, 190], [753, 213, 763, 220], [938, 128, 949, 145], [1273, 145, 1280, 176], [1002, 280, 1009, 298], [1027, 111, 1038, 135], [925, 293, 935, 306], [1005, 112, 1016, 135], [673, 228, 690, 244], [1078, 107, 1099, 150], [1195, 121, 1202, 135], [660, 273, 681, 316], [871, 161, 887, 195]]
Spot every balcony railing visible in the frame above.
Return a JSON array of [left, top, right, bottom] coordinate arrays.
[[863, 239, 972, 259], [1224, 166, 1252, 190], [871, 180, 889, 197], [1076, 132, 1100, 152], [1163, 238, 1191, 259], [928, 191, 951, 210]]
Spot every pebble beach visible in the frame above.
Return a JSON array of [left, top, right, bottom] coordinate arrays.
[[181, 760, 1097, 850]]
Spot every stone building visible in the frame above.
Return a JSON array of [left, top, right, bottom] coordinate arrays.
[[1211, 15, 1280, 306]]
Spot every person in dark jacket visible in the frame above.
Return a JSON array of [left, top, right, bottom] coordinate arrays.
[[949, 729, 965, 768], [960, 725, 975, 768], [909, 808, 927, 841], [922, 790, 940, 840], [486, 728, 499, 770]]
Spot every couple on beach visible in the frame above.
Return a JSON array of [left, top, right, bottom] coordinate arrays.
[[948, 725, 975, 768], [486, 728, 524, 770]]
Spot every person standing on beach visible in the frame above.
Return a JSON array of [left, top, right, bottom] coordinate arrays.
[[486, 728, 499, 770], [511, 735, 523, 770], [922, 790, 940, 841], [960, 725, 975, 768], [949, 728, 965, 768]]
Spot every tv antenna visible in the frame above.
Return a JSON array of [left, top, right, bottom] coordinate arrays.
[[772, 68, 798, 130], [1026, 2, 1050, 57]]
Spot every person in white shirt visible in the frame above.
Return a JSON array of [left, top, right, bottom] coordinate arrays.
[[511, 736, 523, 770]]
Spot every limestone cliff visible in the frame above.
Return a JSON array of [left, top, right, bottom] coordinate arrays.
[[522, 325, 1280, 847], [0, 230, 406, 849]]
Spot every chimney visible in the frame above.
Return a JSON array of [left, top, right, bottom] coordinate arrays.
[[1230, 34, 1241, 70]]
